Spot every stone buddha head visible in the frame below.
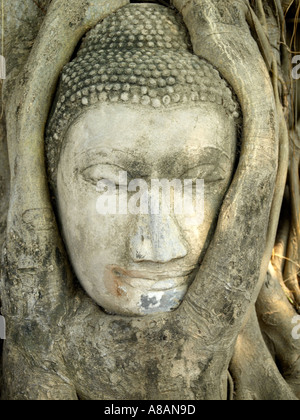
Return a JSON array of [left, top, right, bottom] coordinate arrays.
[[46, 3, 240, 317]]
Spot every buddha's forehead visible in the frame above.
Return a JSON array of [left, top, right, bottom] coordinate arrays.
[[65, 103, 237, 163]]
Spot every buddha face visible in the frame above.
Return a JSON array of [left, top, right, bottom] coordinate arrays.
[[57, 102, 237, 316]]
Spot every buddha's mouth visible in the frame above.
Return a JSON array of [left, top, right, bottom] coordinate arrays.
[[106, 264, 199, 292]]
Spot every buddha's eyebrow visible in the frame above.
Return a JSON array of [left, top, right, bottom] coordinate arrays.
[[76, 146, 229, 161], [158, 147, 231, 174], [75, 148, 150, 175], [186, 147, 231, 163], [75, 148, 134, 163]]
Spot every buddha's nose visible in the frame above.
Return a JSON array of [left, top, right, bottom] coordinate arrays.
[[130, 213, 188, 263]]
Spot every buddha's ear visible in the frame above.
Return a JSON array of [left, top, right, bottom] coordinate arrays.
[[3, 0, 130, 320], [173, 0, 289, 346]]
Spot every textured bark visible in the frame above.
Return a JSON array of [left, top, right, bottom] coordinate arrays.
[[230, 309, 297, 400], [1, 0, 299, 400], [0, 117, 9, 395], [0, 119, 8, 259]]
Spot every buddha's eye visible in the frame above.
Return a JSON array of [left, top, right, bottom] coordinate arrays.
[[182, 164, 226, 183], [81, 164, 130, 186]]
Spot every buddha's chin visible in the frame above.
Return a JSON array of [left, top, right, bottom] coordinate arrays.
[[84, 271, 198, 317], [77, 263, 198, 316], [97, 284, 190, 317]]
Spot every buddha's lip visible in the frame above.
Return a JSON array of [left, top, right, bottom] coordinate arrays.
[[106, 264, 199, 291], [107, 265, 199, 280]]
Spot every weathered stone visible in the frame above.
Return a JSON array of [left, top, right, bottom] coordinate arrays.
[[0, 0, 299, 401]]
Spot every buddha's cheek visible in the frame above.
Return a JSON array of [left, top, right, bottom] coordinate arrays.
[[102, 266, 129, 298], [59, 197, 129, 270], [178, 184, 230, 263]]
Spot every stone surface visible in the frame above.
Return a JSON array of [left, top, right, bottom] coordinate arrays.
[[1, 0, 297, 401]]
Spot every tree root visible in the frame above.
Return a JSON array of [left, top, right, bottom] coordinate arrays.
[[256, 263, 300, 398], [230, 308, 298, 400], [1, 0, 299, 400]]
